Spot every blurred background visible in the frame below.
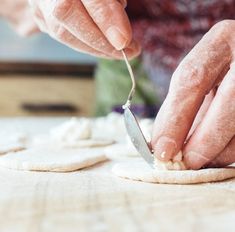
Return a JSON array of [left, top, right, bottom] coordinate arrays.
[[1, 1, 232, 118], [0, 20, 97, 117]]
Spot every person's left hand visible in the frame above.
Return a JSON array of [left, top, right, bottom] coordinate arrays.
[[0, 0, 39, 36]]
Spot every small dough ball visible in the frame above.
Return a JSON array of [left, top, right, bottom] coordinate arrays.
[[154, 151, 186, 170]]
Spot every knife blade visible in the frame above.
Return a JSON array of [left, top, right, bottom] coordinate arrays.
[[124, 107, 155, 168]]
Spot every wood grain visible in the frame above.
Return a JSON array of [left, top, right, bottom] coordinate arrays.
[[0, 161, 235, 232], [0, 75, 95, 116], [0, 118, 235, 232], [0, 62, 94, 76]]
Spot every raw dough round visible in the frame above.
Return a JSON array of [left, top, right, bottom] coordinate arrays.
[[0, 132, 27, 155], [31, 135, 113, 149], [60, 139, 114, 148], [0, 147, 107, 172], [112, 158, 235, 184], [0, 142, 25, 155]]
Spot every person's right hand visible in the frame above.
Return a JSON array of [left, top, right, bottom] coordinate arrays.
[[0, 0, 39, 36], [29, 0, 141, 59]]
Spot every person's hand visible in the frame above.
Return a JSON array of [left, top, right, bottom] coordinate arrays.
[[151, 20, 235, 170], [28, 0, 141, 59], [0, 0, 39, 36]]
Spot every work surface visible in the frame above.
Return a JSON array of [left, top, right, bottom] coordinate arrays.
[[0, 118, 235, 232]]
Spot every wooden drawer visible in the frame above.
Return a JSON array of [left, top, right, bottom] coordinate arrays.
[[0, 75, 95, 116]]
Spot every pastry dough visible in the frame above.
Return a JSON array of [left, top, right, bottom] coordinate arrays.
[[112, 158, 235, 184], [0, 147, 107, 172]]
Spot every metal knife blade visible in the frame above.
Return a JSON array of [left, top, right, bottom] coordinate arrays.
[[124, 107, 154, 168]]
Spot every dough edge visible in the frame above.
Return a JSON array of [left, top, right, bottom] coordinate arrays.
[[112, 159, 235, 184], [0, 148, 108, 172]]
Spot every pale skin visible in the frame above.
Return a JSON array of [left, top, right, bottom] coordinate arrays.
[[151, 20, 235, 170], [0, 0, 39, 35], [1, 0, 235, 170], [28, 0, 141, 59]]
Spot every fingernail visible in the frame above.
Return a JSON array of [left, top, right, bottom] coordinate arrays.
[[112, 40, 141, 59], [153, 136, 177, 161], [184, 151, 210, 170], [106, 26, 129, 50]]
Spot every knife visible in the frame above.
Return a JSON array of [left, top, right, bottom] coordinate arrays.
[[123, 107, 155, 168], [121, 50, 155, 168]]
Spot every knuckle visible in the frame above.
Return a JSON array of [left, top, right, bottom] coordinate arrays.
[[52, 0, 73, 20], [85, 0, 117, 23], [88, 5, 106, 22], [209, 20, 235, 41], [171, 61, 207, 93], [85, 0, 125, 22]]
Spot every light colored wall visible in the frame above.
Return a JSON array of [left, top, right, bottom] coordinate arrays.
[[0, 20, 97, 64]]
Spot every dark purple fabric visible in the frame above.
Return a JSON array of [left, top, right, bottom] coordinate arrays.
[[126, 0, 235, 101]]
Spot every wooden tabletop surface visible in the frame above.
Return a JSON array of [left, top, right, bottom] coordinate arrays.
[[0, 118, 235, 232]]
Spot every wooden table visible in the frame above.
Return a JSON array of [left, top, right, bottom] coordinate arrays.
[[0, 75, 95, 117], [0, 118, 235, 232]]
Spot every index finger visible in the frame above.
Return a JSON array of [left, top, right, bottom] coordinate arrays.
[[81, 0, 132, 50], [151, 21, 233, 162]]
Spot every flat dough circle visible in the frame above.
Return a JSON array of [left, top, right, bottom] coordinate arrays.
[[0, 142, 25, 155], [31, 136, 113, 149], [62, 139, 113, 148], [0, 147, 107, 172], [112, 158, 235, 184]]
